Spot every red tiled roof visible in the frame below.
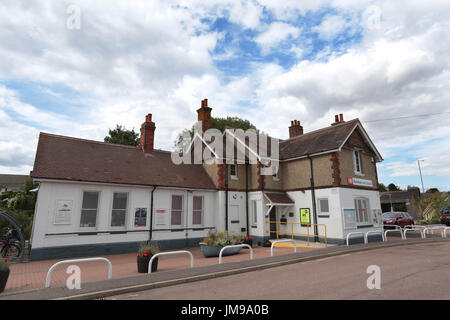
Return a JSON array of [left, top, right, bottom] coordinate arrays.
[[31, 133, 216, 190], [279, 119, 359, 160], [264, 192, 294, 204]]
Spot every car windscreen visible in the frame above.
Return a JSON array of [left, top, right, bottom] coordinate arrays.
[[383, 213, 396, 218]]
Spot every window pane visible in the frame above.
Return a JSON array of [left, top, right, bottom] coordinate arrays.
[[252, 201, 257, 224], [111, 209, 126, 227], [193, 196, 203, 211], [82, 192, 98, 209], [171, 210, 182, 225], [172, 195, 182, 210], [193, 211, 202, 225], [113, 193, 128, 210], [319, 199, 329, 213], [80, 209, 97, 227]]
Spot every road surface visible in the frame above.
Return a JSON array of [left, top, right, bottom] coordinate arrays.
[[107, 241, 450, 300]]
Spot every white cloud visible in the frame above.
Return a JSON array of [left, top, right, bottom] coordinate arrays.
[[255, 22, 301, 53], [312, 14, 352, 41]]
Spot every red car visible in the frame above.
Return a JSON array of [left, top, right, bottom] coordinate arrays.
[[382, 212, 414, 228]]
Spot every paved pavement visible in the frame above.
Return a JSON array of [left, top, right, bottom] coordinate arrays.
[[106, 240, 450, 300], [1, 245, 302, 294]]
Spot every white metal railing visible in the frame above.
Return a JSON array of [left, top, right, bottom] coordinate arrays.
[[423, 226, 446, 238], [218, 244, 253, 264], [403, 228, 425, 239], [346, 232, 365, 246], [384, 226, 405, 240], [148, 250, 194, 274], [364, 230, 385, 243], [270, 239, 297, 256], [443, 227, 450, 238], [45, 257, 112, 288]]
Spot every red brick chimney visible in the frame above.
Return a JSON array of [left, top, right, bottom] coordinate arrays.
[[331, 113, 344, 125], [289, 120, 303, 138], [140, 113, 156, 153], [196, 98, 212, 132]]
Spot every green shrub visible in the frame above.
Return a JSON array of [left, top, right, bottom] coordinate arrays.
[[202, 231, 243, 246], [0, 258, 9, 271], [138, 242, 159, 256]]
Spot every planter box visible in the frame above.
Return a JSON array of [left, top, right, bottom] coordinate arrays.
[[0, 269, 10, 293], [199, 243, 242, 258], [137, 256, 158, 273]]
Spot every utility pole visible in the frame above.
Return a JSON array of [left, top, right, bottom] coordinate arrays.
[[417, 160, 425, 194]]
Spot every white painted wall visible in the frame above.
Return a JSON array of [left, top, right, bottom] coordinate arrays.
[[31, 180, 217, 249]]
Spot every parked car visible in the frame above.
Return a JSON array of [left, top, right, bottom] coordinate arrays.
[[440, 208, 450, 226], [382, 212, 414, 228]]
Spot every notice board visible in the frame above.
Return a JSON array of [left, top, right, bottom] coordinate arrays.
[[343, 208, 357, 229], [300, 208, 311, 225]]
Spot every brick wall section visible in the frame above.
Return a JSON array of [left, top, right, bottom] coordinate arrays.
[[330, 152, 341, 187], [217, 164, 225, 189], [257, 162, 265, 190]]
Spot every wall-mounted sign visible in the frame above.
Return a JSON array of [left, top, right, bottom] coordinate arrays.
[[300, 208, 310, 225], [343, 208, 357, 229], [372, 209, 382, 227], [134, 208, 147, 227], [54, 200, 73, 225], [154, 208, 168, 226], [347, 177, 373, 187]]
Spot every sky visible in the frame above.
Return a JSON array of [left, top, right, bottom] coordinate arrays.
[[0, 0, 449, 191]]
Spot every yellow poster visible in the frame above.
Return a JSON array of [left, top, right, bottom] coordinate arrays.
[[300, 208, 310, 224]]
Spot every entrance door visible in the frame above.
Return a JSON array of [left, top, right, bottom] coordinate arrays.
[[269, 206, 277, 239]]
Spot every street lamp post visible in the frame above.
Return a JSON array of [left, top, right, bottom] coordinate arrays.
[[417, 160, 425, 194]]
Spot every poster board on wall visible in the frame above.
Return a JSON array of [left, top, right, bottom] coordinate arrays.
[[154, 208, 168, 226], [300, 208, 310, 226], [372, 209, 382, 227], [343, 208, 357, 229], [134, 208, 147, 227], [54, 200, 73, 225]]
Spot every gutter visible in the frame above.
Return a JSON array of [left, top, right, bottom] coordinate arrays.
[[149, 185, 157, 242], [245, 161, 249, 237], [307, 155, 319, 242], [225, 164, 229, 231]]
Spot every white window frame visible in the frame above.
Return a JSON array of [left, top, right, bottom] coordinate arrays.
[[318, 198, 330, 217], [353, 150, 363, 174], [171, 194, 184, 228], [230, 164, 238, 180], [192, 195, 204, 227], [80, 191, 100, 230], [354, 197, 371, 226], [251, 200, 258, 226], [110, 192, 129, 229]]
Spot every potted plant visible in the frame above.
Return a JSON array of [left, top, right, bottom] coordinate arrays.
[[137, 243, 159, 273], [242, 235, 253, 247], [0, 258, 9, 293], [199, 231, 244, 257]]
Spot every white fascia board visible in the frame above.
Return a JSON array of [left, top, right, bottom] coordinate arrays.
[[279, 149, 340, 163], [33, 178, 217, 192], [338, 122, 383, 162]]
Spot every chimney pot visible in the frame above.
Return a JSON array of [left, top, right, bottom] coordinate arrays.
[[339, 113, 344, 122], [197, 98, 212, 132], [140, 114, 156, 153], [289, 119, 303, 138]]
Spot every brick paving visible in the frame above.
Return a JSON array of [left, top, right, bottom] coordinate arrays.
[[3, 245, 311, 294]]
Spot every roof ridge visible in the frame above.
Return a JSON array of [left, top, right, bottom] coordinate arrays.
[[281, 119, 359, 143], [39, 132, 171, 153]]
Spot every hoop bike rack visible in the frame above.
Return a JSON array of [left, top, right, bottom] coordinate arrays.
[[148, 250, 194, 274], [270, 239, 297, 256], [218, 244, 253, 264]]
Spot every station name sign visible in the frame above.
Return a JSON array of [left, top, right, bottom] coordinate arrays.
[[347, 177, 373, 187]]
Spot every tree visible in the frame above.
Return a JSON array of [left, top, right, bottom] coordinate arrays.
[[411, 191, 448, 221], [378, 183, 387, 192], [173, 116, 258, 151], [104, 125, 140, 146], [387, 183, 401, 191], [426, 188, 439, 193]]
